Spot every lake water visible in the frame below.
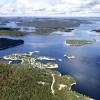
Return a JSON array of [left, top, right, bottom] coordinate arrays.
[[0, 18, 100, 100]]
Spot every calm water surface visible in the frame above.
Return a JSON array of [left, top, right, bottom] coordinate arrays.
[[0, 19, 100, 100]]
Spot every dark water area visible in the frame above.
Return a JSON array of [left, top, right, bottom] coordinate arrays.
[[0, 38, 24, 50], [36, 59, 55, 64], [10, 60, 22, 64], [0, 17, 100, 100]]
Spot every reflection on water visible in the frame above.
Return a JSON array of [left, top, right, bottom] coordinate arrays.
[[0, 18, 100, 100]]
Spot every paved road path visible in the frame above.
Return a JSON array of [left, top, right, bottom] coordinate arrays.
[[51, 74, 55, 95]]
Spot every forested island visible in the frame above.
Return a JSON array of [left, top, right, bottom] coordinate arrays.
[[65, 39, 96, 46]]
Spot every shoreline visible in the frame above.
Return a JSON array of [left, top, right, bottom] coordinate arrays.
[[69, 82, 76, 91]]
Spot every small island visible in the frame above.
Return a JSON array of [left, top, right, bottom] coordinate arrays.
[[64, 53, 75, 60], [65, 39, 96, 46]]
